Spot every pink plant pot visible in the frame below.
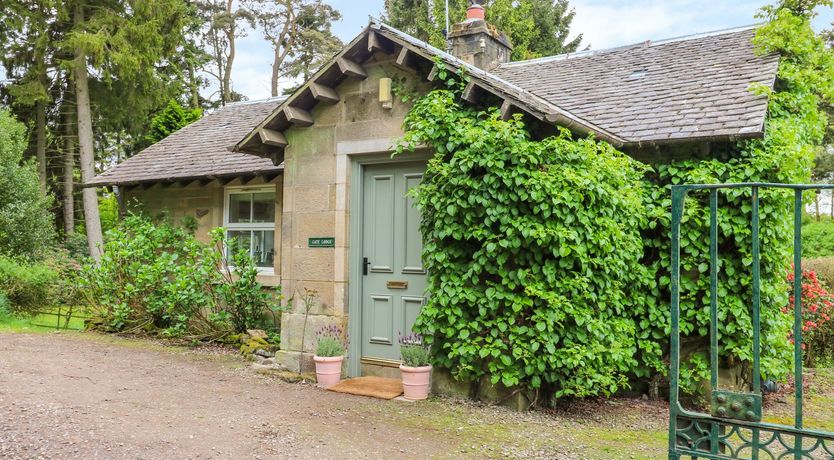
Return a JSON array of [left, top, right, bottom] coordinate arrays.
[[400, 364, 432, 400], [314, 355, 344, 388]]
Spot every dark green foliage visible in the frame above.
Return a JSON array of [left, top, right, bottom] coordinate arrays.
[[395, 2, 832, 398], [397, 88, 650, 397], [80, 215, 220, 335], [0, 256, 59, 315], [383, 0, 469, 50], [211, 228, 282, 333], [80, 215, 282, 337], [146, 99, 202, 145], [0, 109, 56, 259], [382, 0, 581, 60], [486, 0, 581, 59], [637, 2, 834, 389]]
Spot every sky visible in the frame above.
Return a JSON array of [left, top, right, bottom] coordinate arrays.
[[230, 0, 834, 101]]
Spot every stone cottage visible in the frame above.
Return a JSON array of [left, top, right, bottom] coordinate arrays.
[[86, 98, 285, 285], [90, 4, 779, 381]]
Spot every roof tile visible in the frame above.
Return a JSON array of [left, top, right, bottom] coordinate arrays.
[[88, 99, 284, 186], [493, 27, 778, 143]]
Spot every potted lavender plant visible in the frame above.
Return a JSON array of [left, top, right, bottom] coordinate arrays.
[[313, 324, 347, 388], [399, 333, 432, 400]]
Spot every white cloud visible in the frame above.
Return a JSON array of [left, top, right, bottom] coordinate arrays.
[[221, 0, 834, 101], [569, 0, 834, 51]]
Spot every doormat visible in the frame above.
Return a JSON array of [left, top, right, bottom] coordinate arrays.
[[327, 376, 403, 400]]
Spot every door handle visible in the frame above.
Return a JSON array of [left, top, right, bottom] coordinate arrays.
[[363, 257, 370, 275]]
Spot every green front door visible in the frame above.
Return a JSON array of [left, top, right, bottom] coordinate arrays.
[[360, 162, 427, 363]]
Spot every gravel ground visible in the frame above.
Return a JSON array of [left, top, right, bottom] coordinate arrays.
[[0, 332, 669, 459]]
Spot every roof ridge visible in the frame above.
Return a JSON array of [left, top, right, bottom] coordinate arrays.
[[499, 23, 761, 69], [224, 96, 287, 107], [371, 21, 627, 145]]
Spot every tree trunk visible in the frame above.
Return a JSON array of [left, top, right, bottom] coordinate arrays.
[[271, 46, 280, 97], [73, 5, 104, 261], [815, 193, 820, 222], [222, 0, 235, 105], [187, 62, 200, 108], [35, 100, 47, 193], [63, 103, 76, 236], [271, 8, 297, 97]]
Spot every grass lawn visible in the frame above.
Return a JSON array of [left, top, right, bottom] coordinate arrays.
[[0, 306, 86, 332]]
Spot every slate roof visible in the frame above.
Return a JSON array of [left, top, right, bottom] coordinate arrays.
[[492, 26, 778, 144], [87, 98, 284, 187]]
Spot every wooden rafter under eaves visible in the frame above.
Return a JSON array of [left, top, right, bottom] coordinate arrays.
[[232, 21, 626, 165]]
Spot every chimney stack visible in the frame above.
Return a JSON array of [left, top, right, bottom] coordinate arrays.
[[447, 1, 512, 71]]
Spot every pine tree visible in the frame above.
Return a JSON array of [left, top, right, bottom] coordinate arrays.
[[383, 0, 582, 59], [245, 0, 342, 97], [146, 99, 203, 145], [60, 0, 190, 261]]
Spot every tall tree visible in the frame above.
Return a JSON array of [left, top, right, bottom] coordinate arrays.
[[61, 0, 189, 260], [145, 99, 203, 145], [62, 92, 76, 236], [195, 0, 255, 105], [246, 0, 342, 96], [383, 0, 582, 59], [383, 0, 468, 50], [1, 0, 55, 192]]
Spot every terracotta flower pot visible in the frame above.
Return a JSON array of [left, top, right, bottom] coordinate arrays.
[[314, 355, 343, 388], [400, 364, 432, 400]]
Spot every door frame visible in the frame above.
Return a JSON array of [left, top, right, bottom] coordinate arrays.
[[347, 151, 431, 377]]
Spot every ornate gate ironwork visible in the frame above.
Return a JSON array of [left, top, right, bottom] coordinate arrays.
[[669, 183, 834, 460]]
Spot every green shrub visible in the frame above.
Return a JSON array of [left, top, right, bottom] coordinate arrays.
[[0, 291, 11, 318], [211, 228, 282, 333], [636, 4, 834, 390], [0, 109, 56, 259], [397, 85, 650, 397], [80, 214, 221, 335], [0, 256, 60, 315], [394, 2, 831, 399], [801, 220, 834, 257], [79, 215, 282, 338], [400, 333, 431, 367]]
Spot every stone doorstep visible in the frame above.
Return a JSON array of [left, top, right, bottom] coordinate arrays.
[[249, 360, 532, 411]]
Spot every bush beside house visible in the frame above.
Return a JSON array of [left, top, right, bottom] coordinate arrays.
[[79, 214, 282, 339]]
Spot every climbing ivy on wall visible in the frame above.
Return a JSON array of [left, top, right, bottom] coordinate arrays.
[[396, 88, 652, 398], [636, 1, 834, 390], [397, 2, 834, 400]]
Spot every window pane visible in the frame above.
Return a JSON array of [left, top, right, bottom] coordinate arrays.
[[251, 192, 275, 223], [227, 230, 251, 257], [228, 193, 251, 223], [252, 230, 275, 268]]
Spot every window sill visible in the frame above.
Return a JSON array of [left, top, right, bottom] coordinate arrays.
[[255, 273, 281, 287]]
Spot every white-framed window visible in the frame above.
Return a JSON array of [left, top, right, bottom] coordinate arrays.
[[223, 186, 277, 274]]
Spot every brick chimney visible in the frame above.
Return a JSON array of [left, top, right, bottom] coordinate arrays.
[[448, 1, 512, 71]]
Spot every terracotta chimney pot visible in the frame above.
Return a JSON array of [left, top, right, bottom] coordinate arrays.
[[466, 4, 485, 20]]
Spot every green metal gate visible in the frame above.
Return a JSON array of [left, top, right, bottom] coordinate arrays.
[[669, 183, 834, 459]]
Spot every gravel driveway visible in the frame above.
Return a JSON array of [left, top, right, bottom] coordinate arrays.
[[0, 332, 467, 459], [0, 332, 669, 459]]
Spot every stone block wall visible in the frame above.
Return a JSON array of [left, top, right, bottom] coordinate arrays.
[[123, 176, 283, 284], [277, 55, 420, 372]]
